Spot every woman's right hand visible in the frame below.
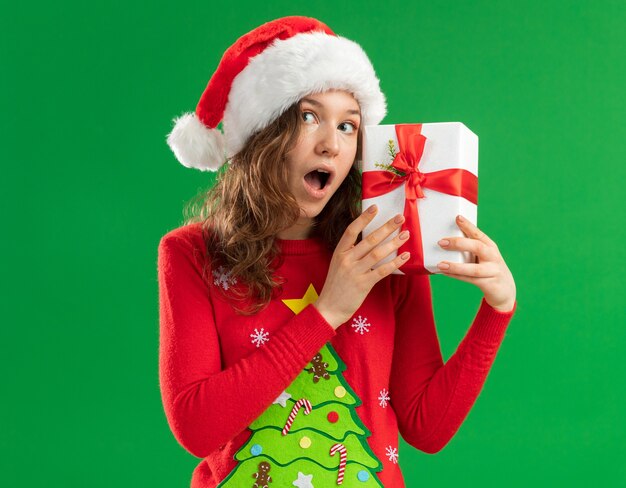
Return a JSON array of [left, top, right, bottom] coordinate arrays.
[[314, 205, 410, 329]]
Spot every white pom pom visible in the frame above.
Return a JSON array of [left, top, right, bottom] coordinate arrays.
[[166, 112, 226, 171]]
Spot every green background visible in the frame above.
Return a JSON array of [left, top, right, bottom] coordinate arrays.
[[2, 0, 624, 486]]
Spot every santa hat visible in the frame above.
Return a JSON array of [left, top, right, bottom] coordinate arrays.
[[166, 16, 387, 171]]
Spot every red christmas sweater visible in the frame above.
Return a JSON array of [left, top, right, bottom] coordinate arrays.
[[157, 222, 517, 487]]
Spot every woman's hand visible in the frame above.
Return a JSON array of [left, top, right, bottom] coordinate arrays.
[[314, 205, 410, 329], [437, 215, 516, 313]]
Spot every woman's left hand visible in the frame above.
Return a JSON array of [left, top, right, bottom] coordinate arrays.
[[436, 215, 516, 313]]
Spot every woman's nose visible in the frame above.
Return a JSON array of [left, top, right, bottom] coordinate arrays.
[[315, 125, 340, 157]]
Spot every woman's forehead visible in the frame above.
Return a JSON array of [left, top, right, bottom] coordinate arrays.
[[299, 90, 361, 114]]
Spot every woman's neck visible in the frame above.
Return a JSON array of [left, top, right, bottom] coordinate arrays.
[[276, 217, 315, 240]]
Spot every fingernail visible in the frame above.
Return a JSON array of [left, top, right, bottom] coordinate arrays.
[[438, 239, 449, 247], [368, 205, 377, 214], [394, 215, 404, 224], [457, 215, 465, 223], [438, 262, 450, 270], [401, 252, 410, 260], [399, 230, 409, 240]]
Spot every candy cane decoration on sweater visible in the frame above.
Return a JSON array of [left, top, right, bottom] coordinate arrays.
[[282, 398, 312, 436], [330, 443, 347, 485]]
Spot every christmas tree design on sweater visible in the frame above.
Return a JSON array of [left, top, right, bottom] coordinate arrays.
[[217, 284, 384, 487]]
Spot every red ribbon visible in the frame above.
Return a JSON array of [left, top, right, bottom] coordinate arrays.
[[362, 124, 478, 273]]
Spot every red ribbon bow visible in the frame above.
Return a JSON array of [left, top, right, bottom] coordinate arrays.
[[362, 124, 478, 273]]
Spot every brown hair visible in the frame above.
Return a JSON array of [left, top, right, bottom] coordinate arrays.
[[183, 101, 363, 315]]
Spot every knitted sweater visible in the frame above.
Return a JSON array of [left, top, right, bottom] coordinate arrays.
[[157, 222, 517, 487]]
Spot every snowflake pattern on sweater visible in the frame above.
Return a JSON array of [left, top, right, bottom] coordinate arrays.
[[351, 315, 371, 334], [385, 446, 399, 464], [212, 265, 237, 290], [250, 328, 270, 347], [378, 388, 390, 408]]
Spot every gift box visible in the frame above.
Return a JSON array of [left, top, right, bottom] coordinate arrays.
[[361, 122, 478, 275]]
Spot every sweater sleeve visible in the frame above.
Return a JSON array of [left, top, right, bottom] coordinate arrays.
[[388, 273, 516, 454], [157, 232, 336, 458]]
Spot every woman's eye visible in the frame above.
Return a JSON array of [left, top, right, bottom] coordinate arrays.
[[302, 111, 316, 124], [338, 122, 357, 134]]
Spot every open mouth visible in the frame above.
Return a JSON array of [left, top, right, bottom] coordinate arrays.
[[304, 169, 331, 190]]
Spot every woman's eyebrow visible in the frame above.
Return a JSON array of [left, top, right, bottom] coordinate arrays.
[[300, 98, 361, 117]]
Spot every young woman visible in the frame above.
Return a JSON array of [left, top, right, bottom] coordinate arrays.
[[158, 16, 516, 488]]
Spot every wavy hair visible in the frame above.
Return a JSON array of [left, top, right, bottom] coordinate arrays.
[[183, 100, 363, 315]]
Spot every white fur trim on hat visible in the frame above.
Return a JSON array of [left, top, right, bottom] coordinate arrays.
[[222, 31, 386, 158], [166, 112, 226, 171]]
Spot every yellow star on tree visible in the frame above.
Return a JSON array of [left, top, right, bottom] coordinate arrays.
[[282, 283, 319, 315]]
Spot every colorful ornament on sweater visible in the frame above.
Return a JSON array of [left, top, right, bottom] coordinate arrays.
[[216, 343, 384, 487]]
